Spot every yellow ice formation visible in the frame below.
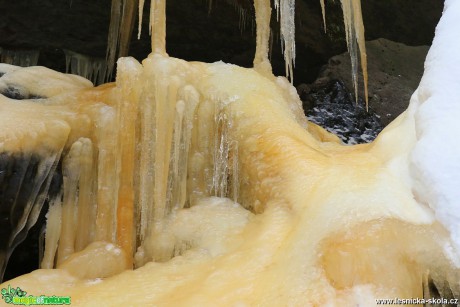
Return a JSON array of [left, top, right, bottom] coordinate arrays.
[[0, 0, 458, 306]]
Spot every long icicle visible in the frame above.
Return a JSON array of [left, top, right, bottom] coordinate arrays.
[[138, 0, 145, 38], [340, 0, 368, 109], [119, 0, 140, 57], [74, 139, 94, 252], [40, 194, 63, 269], [274, 0, 296, 82], [116, 59, 142, 268], [95, 106, 119, 243], [320, 0, 326, 31], [253, 0, 273, 76], [107, 0, 139, 81], [57, 140, 84, 265], [150, 0, 167, 55], [106, 0, 123, 80]]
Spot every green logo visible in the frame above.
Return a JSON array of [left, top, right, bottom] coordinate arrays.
[[1, 285, 71, 305]]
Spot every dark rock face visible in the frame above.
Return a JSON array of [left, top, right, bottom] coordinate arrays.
[[0, 152, 63, 282], [360, 0, 444, 46], [299, 79, 383, 144], [0, 0, 443, 84], [2, 206, 47, 282], [298, 37, 428, 140], [314, 39, 429, 126]]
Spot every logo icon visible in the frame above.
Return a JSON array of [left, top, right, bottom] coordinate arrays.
[[1, 285, 27, 304], [1, 285, 71, 305]]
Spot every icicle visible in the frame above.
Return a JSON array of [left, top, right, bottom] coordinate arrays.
[[230, 140, 239, 203], [106, 0, 138, 81], [136, 64, 186, 249], [274, 0, 296, 82], [95, 106, 119, 244], [138, 85, 198, 250], [320, 0, 326, 32], [64, 50, 108, 85], [152, 77, 179, 222], [115, 58, 142, 267], [107, 0, 123, 80], [188, 98, 216, 206], [74, 138, 94, 252], [340, 0, 368, 108], [138, 0, 145, 39], [119, 0, 139, 57], [138, 83, 156, 245], [176, 86, 199, 209], [150, 0, 167, 55], [212, 110, 230, 197], [253, 0, 273, 76], [65, 53, 71, 74], [210, 100, 239, 202], [136, 66, 184, 264], [57, 140, 84, 265], [0, 48, 39, 67], [168, 100, 185, 211], [40, 194, 63, 269]]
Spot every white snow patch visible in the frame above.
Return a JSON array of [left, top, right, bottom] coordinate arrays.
[[410, 0, 460, 260]]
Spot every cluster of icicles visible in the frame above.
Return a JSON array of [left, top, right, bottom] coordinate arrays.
[[39, 65, 241, 269], [0, 47, 110, 85], [1, 0, 368, 97], [0, 47, 39, 68], [108, 0, 368, 100]]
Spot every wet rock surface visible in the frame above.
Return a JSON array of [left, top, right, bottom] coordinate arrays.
[[299, 79, 383, 144], [0, 153, 63, 282], [2, 209, 47, 282], [299, 38, 429, 143], [314, 38, 429, 126]]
